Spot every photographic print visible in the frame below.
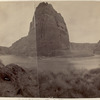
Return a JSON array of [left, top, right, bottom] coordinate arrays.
[[0, 0, 100, 98]]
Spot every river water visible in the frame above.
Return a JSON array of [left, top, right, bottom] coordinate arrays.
[[0, 55, 100, 71], [0, 55, 38, 68]]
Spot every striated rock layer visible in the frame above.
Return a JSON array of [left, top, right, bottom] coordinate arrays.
[[35, 2, 70, 56], [93, 40, 100, 54]]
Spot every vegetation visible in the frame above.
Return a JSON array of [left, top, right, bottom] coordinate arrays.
[[38, 67, 100, 98], [1, 60, 100, 97]]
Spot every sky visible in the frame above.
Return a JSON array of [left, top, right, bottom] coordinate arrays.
[[0, 1, 100, 47]]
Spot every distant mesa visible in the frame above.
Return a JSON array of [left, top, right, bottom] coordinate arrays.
[[93, 40, 100, 54], [0, 46, 10, 55]]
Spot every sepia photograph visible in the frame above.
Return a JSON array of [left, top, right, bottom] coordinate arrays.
[[0, 0, 100, 98]]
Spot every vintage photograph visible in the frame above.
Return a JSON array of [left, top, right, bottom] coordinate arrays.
[[0, 0, 100, 98]]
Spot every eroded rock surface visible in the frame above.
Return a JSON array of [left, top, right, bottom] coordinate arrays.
[[93, 40, 100, 54], [35, 2, 70, 56], [0, 63, 38, 97]]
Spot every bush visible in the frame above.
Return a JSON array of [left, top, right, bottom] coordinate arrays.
[[39, 67, 100, 98]]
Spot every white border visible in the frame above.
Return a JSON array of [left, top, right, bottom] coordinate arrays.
[[0, 98, 100, 100], [0, 0, 100, 1]]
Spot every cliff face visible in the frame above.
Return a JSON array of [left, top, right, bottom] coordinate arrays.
[[0, 46, 10, 55], [69, 42, 96, 57], [35, 2, 70, 56], [9, 15, 36, 57], [93, 40, 100, 54], [9, 35, 36, 56], [70, 42, 96, 51]]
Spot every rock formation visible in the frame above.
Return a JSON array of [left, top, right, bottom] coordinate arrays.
[[9, 35, 36, 56], [0, 62, 38, 97], [70, 42, 96, 52], [68, 42, 96, 57], [0, 46, 10, 55], [9, 14, 37, 57], [0, 2, 70, 57], [93, 40, 100, 54], [35, 2, 70, 56]]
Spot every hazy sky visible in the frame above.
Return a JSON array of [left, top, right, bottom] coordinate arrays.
[[0, 1, 100, 47], [0, 1, 34, 47]]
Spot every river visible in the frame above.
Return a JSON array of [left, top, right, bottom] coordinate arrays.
[[0, 55, 100, 72], [0, 55, 38, 69]]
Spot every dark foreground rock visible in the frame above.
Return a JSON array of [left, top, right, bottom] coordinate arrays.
[[0, 62, 38, 97]]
